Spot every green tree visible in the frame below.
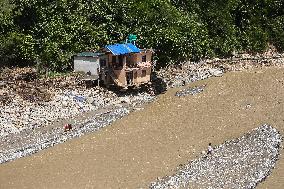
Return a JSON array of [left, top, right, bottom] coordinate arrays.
[[1, 0, 284, 70], [9, 0, 108, 70], [267, 0, 284, 51], [233, 0, 269, 52]]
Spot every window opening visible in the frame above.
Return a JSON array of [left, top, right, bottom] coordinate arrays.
[[142, 55, 147, 62], [100, 59, 106, 67], [118, 55, 123, 67]]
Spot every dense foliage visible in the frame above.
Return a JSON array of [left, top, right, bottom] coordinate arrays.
[[0, 0, 283, 71]]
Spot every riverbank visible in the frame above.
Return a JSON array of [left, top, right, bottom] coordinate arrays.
[[150, 124, 282, 189], [0, 67, 284, 188], [1, 52, 284, 164]]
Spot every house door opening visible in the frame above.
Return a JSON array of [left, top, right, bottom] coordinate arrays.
[[126, 71, 133, 85]]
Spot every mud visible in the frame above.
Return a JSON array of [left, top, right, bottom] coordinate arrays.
[[0, 67, 284, 188]]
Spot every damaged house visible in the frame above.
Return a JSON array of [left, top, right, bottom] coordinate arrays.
[[74, 43, 153, 88]]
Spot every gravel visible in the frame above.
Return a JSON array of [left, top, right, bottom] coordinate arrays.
[[175, 85, 206, 97], [0, 88, 111, 136], [0, 68, 155, 164], [0, 93, 155, 164], [150, 124, 283, 189], [157, 53, 284, 89], [0, 107, 130, 164], [0, 86, 154, 137], [1, 52, 284, 164]]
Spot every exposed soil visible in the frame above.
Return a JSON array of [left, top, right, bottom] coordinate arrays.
[[0, 67, 284, 189]]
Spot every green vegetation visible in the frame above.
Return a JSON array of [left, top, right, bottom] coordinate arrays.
[[0, 0, 283, 71]]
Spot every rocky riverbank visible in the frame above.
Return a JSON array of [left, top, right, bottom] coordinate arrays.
[[0, 68, 154, 135], [1, 66, 284, 189], [150, 125, 283, 189], [1, 52, 284, 164], [0, 68, 155, 163], [157, 52, 284, 88]]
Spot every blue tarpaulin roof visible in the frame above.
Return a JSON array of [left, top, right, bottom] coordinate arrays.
[[105, 43, 140, 55]]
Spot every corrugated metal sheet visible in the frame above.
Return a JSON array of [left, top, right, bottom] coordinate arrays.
[[74, 56, 99, 77], [105, 43, 140, 55]]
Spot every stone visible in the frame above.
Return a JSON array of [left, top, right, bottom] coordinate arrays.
[[175, 85, 206, 97], [1, 52, 284, 164], [209, 68, 224, 77], [149, 125, 283, 189]]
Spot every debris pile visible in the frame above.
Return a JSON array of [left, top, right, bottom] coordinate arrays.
[[1, 68, 57, 103], [0, 67, 38, 82], [150, 124, 283, 189]]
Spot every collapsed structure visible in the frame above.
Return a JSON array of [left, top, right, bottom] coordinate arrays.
[[74, 43, 153, 88]]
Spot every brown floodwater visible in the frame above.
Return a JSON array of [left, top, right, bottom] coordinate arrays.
[[0, 67, 284, 189]]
